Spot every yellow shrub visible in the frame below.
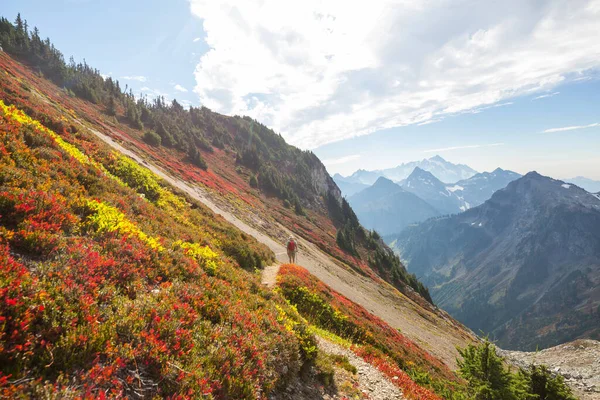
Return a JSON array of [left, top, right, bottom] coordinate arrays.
[[84, 199, 164, 251]]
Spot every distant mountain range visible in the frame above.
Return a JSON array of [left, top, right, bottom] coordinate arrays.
[[348, 177, 440, 235], [388, 172, 600, 351], [333, 173, 370, 197], [345, 164, 522, 235], [566, 176, 600, 193], [336, 155, 478, 188]]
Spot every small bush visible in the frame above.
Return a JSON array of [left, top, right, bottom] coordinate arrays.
[[249, 175, 258, 188], [143, 130, 161, 147], [188, 147, 208, 170]]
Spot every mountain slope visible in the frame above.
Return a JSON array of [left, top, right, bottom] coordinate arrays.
[[333, 173, 369, 196], [390, 172, 600, 350], [449, 168, 522, 208], [348, 177, 440, 235], [0, 15, 435, 303], [400, 167, 467, 214], [0, 18, 477, 395]]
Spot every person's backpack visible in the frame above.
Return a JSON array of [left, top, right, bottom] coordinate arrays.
[[287, 240, 296, 252]]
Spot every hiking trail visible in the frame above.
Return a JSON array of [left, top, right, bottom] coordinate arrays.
[[81, 119, 474, 370]]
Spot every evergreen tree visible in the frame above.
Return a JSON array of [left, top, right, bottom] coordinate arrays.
[[517, 365, 576, 400], [188, 146, 208, 170], [106, 95, 117, 116], [457, 339, 515, 400]]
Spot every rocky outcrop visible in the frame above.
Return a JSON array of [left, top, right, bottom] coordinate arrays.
[[499, 339, 600, 400]]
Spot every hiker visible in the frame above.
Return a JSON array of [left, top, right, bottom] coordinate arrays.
[[287, 236, 297, 263]]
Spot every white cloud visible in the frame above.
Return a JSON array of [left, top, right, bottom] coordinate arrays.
[[533, 91, 560, 100], [174, 84, 189, 92], [189, 0, 600, 149], [121, 75, 147, 82], [193, 37, 202, 42], [543, 122, 599, 133], [423, 143, 505, 153], [322, 154, 362, 166]]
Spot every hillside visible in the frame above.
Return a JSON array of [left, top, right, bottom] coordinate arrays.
[[348, 177, 440, 235], [0, 16, 436, 304], [0, 17, 478, 398], [390, 172, 600, 351]]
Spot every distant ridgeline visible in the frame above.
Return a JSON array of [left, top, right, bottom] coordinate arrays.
[[391, 172, 600, 350], [0, 14, 432, 303]]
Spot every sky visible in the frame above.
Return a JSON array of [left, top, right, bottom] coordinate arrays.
[[3, 0, 600, 179]]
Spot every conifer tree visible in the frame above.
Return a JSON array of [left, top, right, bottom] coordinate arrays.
[[457, 339, 515, 400]]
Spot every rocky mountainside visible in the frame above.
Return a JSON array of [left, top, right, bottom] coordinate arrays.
[[400, 167, 467, 215], [347, 177, 439, 236], [333, 173, 369, 197], [448, 168, 521, 208], [339, 155, 478, 188], [567, 176, 600, 193], [499, 339, 600, 400], [390, 172, 600, 350]]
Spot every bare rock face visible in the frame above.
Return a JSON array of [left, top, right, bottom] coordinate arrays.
[[498, 339, 600, 400], [311, 163, 341, 200]]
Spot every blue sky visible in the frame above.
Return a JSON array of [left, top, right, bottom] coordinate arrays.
[[3, 0, 207, 108], [3, 0, 600, 179]]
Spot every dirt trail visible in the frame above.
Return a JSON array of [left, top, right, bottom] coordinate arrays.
[[261, 264, 281, 287], [316, 337, 404, 399], [82, 122, 474, 370]]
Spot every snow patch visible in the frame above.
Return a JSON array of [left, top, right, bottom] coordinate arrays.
[[447, 185, 464, 192], [479, 222, 483, 227], [592, 193, 600, 201], [561, 184, 571, 189]]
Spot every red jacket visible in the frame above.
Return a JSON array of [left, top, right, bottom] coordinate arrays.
[[287, 240, 296, 252]]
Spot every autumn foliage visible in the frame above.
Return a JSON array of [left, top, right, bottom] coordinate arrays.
[[0, 97, 308, 398], [277, 264, 468, 399]]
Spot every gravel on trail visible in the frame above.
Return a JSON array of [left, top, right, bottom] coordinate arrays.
[[316, 336, 404, 400]]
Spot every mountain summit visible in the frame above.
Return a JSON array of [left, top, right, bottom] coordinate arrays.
[[348, 177, 439, 235], [401, 167, 468, 214], [390, 172, 600, 350]]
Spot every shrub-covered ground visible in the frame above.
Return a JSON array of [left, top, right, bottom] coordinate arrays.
[[0, 18, 434, 304], [0, 99, 322, 398], [276, 264, 471, 400]]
